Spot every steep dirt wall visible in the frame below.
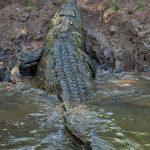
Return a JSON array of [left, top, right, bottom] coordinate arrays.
[[77, 0, 150, 76]]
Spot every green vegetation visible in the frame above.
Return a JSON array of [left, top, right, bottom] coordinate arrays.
[[136, 2, 145, 10], [111, 1, 120, 12], [104, 1, 119, 19]]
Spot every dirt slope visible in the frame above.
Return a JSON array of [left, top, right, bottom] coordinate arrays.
[[78, 0, 150, 76], [0, 0, 150, 80]]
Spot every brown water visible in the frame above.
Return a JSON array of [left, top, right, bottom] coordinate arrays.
[[0, 72, 150, 150], [93, 71, 150, 150], [0, 82, 81, 150]]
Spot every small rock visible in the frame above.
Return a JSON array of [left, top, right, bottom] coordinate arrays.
[[109, 26, 117, 36]]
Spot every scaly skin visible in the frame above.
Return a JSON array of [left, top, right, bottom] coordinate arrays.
[[38, 0, 93, 106], [38, 1, 115, 149]]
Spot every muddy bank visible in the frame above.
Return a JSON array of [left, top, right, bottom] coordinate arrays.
[[0, 0, 61, 50], [77, 0, 150, 76], [0, 0, 149, 82], [0, 0, 62, 81]]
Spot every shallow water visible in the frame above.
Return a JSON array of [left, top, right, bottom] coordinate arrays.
[[0, 72, 150, 150], [93, 72, 150, 150], [0, 83, 81, 150]]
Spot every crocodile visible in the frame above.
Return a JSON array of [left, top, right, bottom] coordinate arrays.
[[37, 0, 94, 109], [38, 0, 115, 149]]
